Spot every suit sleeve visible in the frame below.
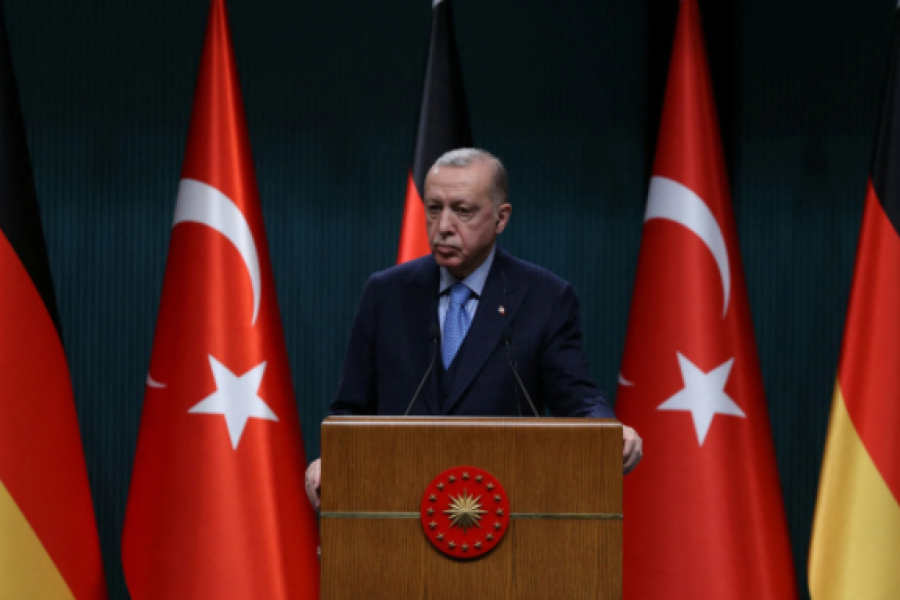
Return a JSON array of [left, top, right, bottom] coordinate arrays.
[[329, 276, 378, 415], [540, 282, 616, 418]]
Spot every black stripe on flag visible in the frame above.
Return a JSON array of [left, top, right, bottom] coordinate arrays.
[[871, 11, 900, 234], [410, 0, 473, 197], [0, 6, 63, 336]]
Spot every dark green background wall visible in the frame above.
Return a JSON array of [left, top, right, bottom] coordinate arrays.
[[4, 0, 891, 597]]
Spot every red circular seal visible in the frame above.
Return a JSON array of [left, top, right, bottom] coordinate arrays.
[[420, 466, 510, 560]]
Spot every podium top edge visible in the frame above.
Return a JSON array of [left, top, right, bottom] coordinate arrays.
[[322, 416, 622, 429]]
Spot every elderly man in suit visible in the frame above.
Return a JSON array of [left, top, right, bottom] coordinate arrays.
[[305, 148, 642, 508]]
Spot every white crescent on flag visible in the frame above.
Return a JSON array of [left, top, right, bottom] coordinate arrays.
[[172, 178, 262, 325], [644, 176, 731, 317]]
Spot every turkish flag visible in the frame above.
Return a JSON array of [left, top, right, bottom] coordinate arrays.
[[396, 0, 472, 264], [121, 1, 319, 598], [615, 1, 796, 598]]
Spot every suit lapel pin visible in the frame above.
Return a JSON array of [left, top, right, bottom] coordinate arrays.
[[498, 305, 505, 315]]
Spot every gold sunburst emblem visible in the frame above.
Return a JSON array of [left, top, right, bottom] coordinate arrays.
[[444, 490, 487, 532], [421, 466, 510, 560]]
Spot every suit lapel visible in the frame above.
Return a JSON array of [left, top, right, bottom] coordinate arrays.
[[400, 258, 442, 415], [445, 248, 529, 414]]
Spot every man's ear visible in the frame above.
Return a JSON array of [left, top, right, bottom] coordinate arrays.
[[495, 203, 512, 233]]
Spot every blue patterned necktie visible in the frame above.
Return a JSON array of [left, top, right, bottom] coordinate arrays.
[[442, 282, 473, 369]]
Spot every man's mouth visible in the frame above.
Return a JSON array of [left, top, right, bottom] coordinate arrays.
[[434, 243, 458, 254]]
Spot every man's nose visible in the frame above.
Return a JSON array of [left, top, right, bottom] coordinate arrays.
[[437, 207, 456, 233]]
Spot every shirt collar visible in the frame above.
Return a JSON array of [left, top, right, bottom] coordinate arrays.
[[439, 245, 496, 297]]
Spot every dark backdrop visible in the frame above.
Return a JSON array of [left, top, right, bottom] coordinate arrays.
[[4, 0, 891, 598]]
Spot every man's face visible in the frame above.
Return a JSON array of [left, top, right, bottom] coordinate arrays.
[[424, 161, 511, 279]]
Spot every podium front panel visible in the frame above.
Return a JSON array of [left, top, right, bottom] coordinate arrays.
[[321, 417, 622, 600]]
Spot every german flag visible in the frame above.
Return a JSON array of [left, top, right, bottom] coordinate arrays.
[[396, 0, 472, 264], [808, 10, 900, 599], [0, 5, 107, 599]]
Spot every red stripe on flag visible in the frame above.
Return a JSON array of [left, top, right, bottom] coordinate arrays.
[[397, 171, 431, 264], [838, 181, 900, 503], [0, 233, 107, 599]]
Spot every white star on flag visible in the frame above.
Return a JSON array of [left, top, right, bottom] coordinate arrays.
[[657, 352, 745, 445], [189, 355, 278, 449]]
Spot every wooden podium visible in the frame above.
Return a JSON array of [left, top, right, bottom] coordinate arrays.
[[320, 417, 622, 599]]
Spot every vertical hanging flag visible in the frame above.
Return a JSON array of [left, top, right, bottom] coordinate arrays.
[[121, 1, 319, 598], [808, 9, 900, 599], [396, 0, 472, 263], [614, 1, 796, 598], [0, 6, 107, 600]]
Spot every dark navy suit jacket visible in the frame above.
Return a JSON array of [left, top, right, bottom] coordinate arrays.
[[329, 247, 615, 418]]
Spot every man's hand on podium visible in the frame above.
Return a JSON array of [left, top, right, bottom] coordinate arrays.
[[305, 458, 321, 509], [623, 425, 643, 474]]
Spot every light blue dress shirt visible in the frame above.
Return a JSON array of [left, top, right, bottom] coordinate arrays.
[[438, 246, 496, 330]]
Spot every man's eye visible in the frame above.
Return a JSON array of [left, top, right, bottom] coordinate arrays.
[[426, 205, 441, 216], [455, 207, 472, 217]]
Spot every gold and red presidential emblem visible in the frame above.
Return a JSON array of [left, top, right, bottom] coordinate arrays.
[[420, 466, 510, 560]]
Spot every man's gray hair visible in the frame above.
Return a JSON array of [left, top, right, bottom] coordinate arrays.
[[434, 148, 508, 206]]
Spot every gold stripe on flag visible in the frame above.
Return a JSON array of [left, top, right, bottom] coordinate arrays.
[[809, 383, 900, 599], [0, 479, 75, 599]]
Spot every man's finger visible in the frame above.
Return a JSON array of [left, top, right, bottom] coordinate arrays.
[[305, 458, 322, 509], [622, 426, 643, 475]]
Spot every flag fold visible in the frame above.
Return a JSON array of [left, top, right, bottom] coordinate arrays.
[[397, 0, 472, 264], [122, 1, 319, 597], [0, 5, 107, 598], [809, 10, 900, 599], [615, 1, 796, 598]]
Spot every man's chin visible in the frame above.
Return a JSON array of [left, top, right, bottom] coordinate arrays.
[[433, 254, 467, 276], [434, 255, 459, 269]]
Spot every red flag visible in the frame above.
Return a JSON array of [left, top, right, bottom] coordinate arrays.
[[615, 1, 796, 598], [808, 10, 900, 597], [121, 1, 319, 598], [397, 0, 472, 263], [0, 5, 107, 597]]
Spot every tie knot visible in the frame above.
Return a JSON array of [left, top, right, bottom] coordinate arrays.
[[449, 283, 471, 307]]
